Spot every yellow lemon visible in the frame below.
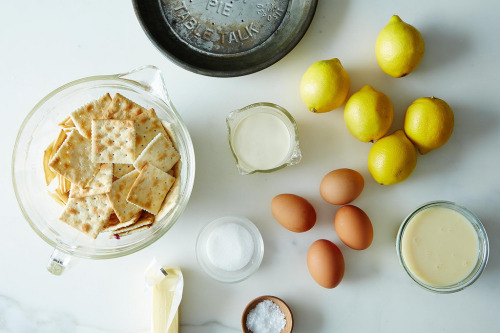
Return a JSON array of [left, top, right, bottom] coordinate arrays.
[[404, 97, 454, 154], [368, 130, 418, 185], [375, 15, 425, 78], [300, 58, 350, 113], [344, 85, 394, 142]]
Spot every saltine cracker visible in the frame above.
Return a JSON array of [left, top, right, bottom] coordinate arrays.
[[70, 163, 113, 198], [48, 129, 100, 188], [70, 94, 112, 139], [91, 119, 135, 164], [127, 163, 175, 215], [133, 133, 180, 173], [59, 194, 113, 239], [106, 170, 142, 222]]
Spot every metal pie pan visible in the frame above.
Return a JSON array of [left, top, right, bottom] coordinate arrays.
[[133, 0, 318, 77]]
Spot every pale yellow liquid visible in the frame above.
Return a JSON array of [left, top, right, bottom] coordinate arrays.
[[232, 111, 291, 170], [402, 206, 479, 286]]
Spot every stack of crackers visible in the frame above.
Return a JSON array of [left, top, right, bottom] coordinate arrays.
[[43, 93, 181, 239]]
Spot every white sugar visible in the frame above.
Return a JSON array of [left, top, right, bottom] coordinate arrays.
[[206, 222, 254, 271], [246, 300, 286, 333]]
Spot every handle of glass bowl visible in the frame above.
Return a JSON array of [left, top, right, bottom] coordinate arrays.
[[116, 65, 174, 109], [47, 249, 73, 275]]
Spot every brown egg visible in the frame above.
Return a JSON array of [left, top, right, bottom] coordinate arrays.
[[320, 168, 364, 205], [307, 239, 345, 288], [334, 205, 373, 250], [271, 194, 316, 233]]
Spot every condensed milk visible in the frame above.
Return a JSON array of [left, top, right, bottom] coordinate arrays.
[[397, 201, 489, 293]]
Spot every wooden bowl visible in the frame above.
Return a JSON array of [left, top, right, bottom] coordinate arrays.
[[241, 295, 293, 333]]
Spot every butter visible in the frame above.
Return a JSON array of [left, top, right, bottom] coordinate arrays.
[[153, 273, 179, 333], [145, 261, 183, 333], [168, 310, 179, 333]]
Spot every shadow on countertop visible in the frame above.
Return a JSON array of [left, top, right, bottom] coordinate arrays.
[[287, 298, 324, 332], [418, 24, 472, 75]]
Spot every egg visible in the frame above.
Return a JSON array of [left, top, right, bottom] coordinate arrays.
[[334, 205, 373, 250], [320, 168, 364, 205], [271, 194, 316, 232], [307, 239, 345, 288]]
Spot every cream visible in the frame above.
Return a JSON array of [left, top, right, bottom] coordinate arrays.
[[232, 110, 291, 170]]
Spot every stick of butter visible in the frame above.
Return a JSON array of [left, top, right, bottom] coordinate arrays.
[[145, 260, 183, 333]]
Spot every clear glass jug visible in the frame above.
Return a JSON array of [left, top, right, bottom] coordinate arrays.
[[12, 66, 195, 275]]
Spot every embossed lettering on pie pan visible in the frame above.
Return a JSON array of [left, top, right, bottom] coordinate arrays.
[[133, 0, 318, 77]]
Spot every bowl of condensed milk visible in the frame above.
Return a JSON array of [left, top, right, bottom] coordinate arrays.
[[226, 102, 301, 175], [396, 201, 489, 293]]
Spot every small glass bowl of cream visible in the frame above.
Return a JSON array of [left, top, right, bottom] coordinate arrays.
[[396, 201, 489, 293], [226, 102, 301, 175], [196, 216, 264, 283]]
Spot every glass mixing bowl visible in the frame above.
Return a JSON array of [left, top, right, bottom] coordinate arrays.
[[12, 66, 195, 275]]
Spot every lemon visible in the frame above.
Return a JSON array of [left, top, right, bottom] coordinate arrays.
[[404, 97, 454, 154], [344, 85, 394, 142], [368, 130, 418, 185], [300, 58, 350, 113], [375, 15, 425, 78]]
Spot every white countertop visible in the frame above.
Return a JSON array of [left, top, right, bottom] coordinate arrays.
[[1, 0, 499, 332]]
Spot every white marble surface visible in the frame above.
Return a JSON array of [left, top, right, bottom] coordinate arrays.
[[1, 0, 500, 332]]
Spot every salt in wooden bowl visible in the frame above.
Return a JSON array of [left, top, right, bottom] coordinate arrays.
[[241, 295, 293, 333]]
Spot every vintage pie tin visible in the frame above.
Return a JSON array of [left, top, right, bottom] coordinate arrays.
[[133, 0, 318, 77]]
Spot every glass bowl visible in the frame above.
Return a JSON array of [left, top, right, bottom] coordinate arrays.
[[12, 66, 195, 274], [396, 201, 489, 293], [196, 216, 264, 283], [226, 102, 301, 175]]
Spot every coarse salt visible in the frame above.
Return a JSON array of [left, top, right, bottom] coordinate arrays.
[[246, 300, 286, 333], [206, 222, 254, 271]]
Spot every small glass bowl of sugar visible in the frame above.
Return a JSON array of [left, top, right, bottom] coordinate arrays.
[[196, 216, 264, 283]]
